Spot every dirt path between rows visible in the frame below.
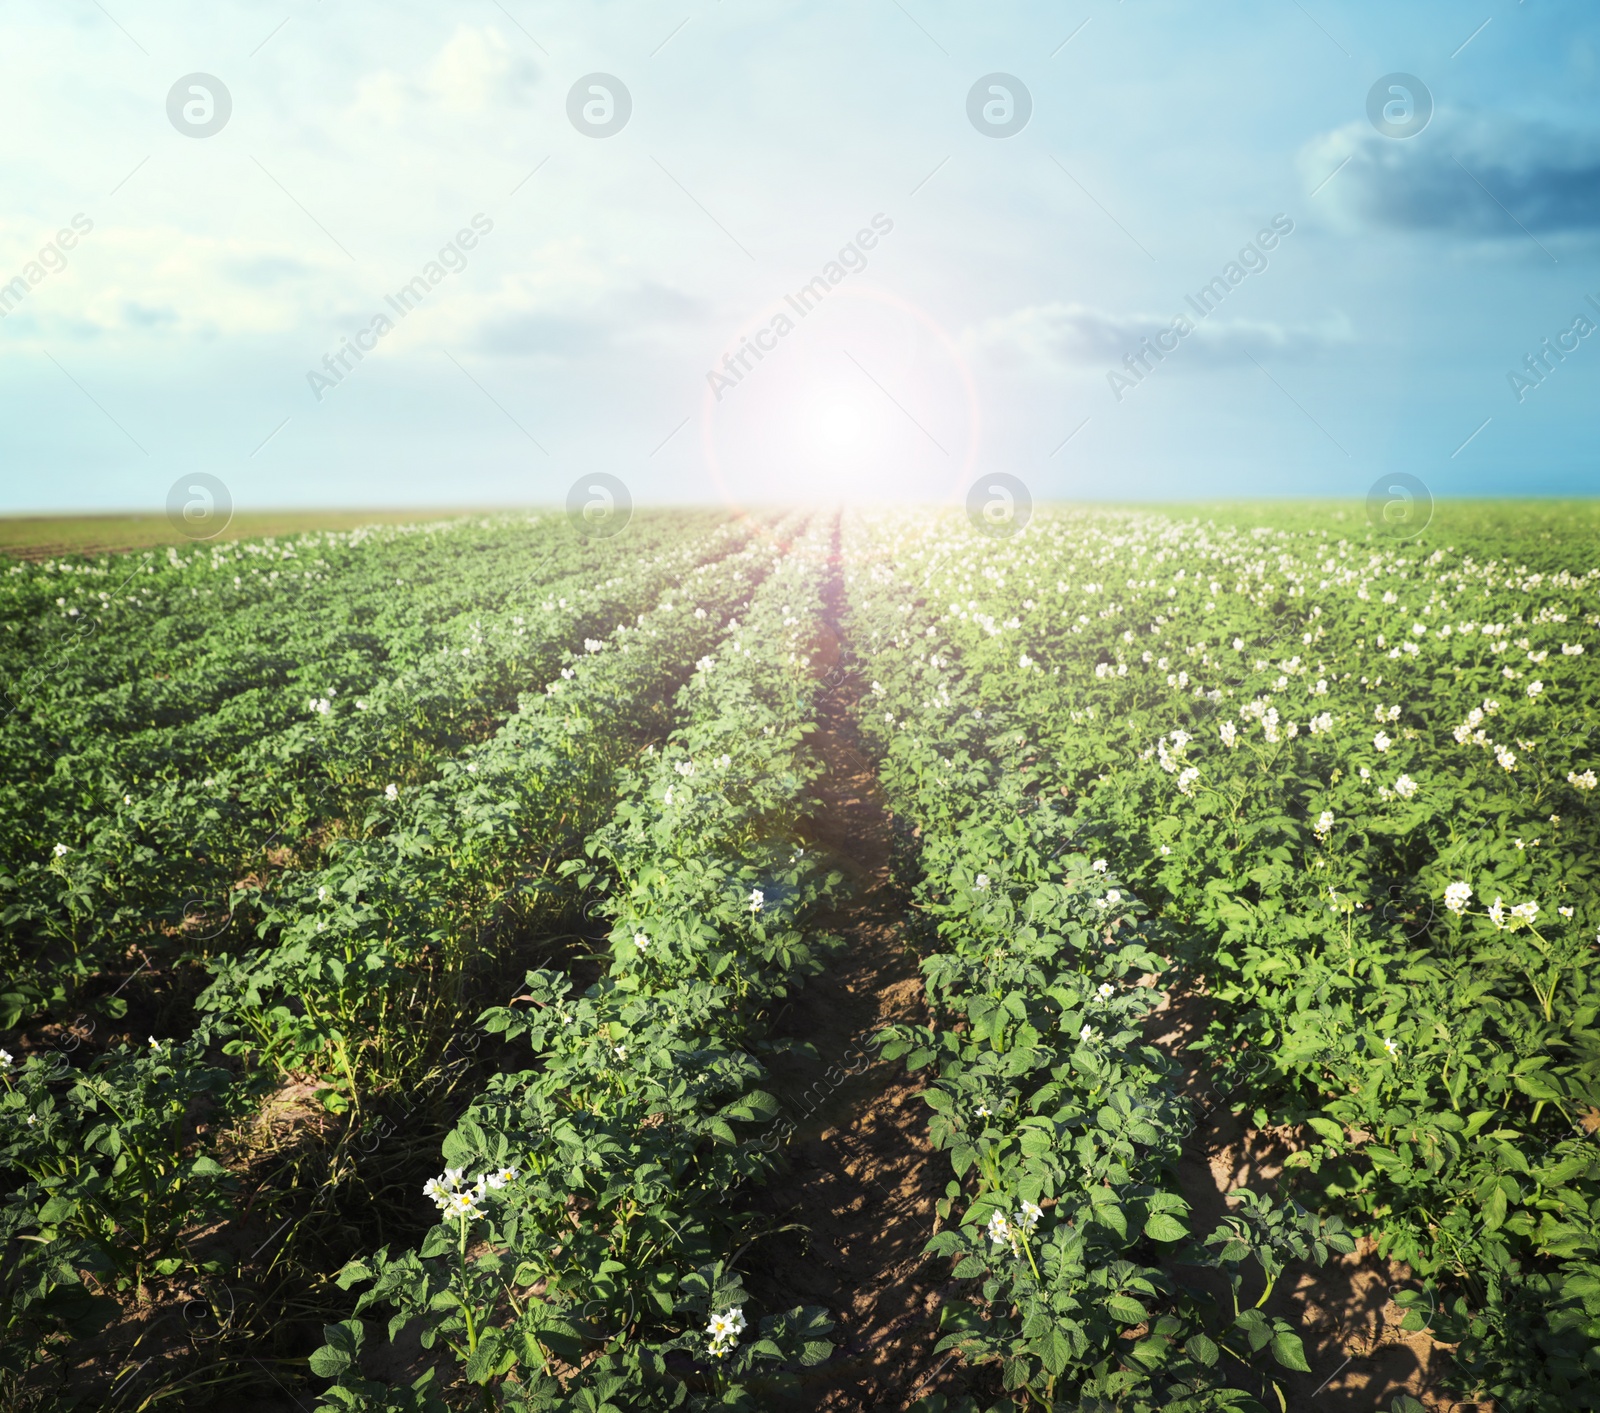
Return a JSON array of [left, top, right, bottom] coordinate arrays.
[[737, 540, 970, 1409]]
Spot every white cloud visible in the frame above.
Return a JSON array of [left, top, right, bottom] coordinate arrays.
[[427, 26, 539, 113], [351, 26, 539, 124], [966, 301, 1350, 371]]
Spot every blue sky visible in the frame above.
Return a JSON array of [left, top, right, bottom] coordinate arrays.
[[1, 0, 1597, 513]]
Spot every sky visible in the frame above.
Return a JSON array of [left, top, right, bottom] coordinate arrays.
[[1, 0, 1597, 515]]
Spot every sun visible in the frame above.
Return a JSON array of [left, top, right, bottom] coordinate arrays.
[[811, 399, 864, 452]]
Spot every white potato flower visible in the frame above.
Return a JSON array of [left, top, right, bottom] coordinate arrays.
[[706, 1307, 747, 1358]]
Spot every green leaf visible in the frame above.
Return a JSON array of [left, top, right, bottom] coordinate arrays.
[[1270, 1328, 1311, 1372], [1144, 1212, 1188, 1242], [464, 1330, 515, 1384], [1104, 1294, 1148, 1325], [1306, 1116, 1343, 1143], [1091, 1197, 1128, 1238], [1234, 1308, 1272, 1352], [1482, 1184, 1508, 1231], [336, 1259, 375, 1290], [307, 1343, 353, 1379], [36, 1195, 77, 1224], [1031, 1323, 1076, 1375], [308, 1319, 364, 1378]]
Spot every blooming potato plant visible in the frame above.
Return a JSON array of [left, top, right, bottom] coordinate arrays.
[[195, 528, 774, 1106], [1, 516, 768, 1397], [848, 505, 1600, 1410], [311, 521, 840, 1410], [0, 513, 734, 1033], [849, 559, 1353, 1409]]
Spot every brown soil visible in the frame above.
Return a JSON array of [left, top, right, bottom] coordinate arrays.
[[735, 592, 967, 1408], [1148, 988, 1492, 1413]]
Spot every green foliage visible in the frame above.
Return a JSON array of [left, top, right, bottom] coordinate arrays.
[[843, 505, 1600, 1408], [309, 519, 840, 1408], [0, 1035, 237, 1374]]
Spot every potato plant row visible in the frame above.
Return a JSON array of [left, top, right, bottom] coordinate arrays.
[[841, 513, 1358, 1413], [0, 513, 731, 1028], [0, 516, 769, 1402], [849, 506, 1600, 1411], [310, 517, 845, 1411]]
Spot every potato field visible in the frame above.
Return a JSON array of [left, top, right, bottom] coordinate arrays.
[[1, 504, 1597, 1413]]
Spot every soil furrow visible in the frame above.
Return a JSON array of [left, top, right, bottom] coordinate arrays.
[[738, 534, 965, 1410]]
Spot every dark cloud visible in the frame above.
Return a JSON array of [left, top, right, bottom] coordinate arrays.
[[1303, 111, 1600, 236]]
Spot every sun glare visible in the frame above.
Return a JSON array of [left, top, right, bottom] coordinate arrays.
[[811, 400, 863, 452]]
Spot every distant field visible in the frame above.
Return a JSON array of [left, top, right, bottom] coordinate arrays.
[[0, 508, 499, 559], [8, 499, 1598, 563], [1156, 496, 1600, 541]]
